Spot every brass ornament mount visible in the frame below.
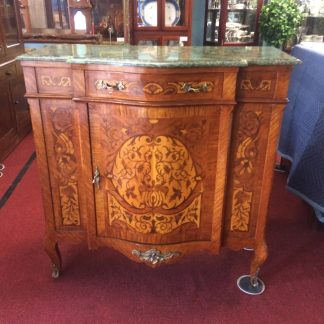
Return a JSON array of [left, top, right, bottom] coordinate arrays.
[[132, 248, 181, 265], [95, 80, 126, 92], [181, 82, 209, 93]]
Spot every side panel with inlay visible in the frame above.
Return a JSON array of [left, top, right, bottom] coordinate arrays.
[[40, 99, 87, 232]]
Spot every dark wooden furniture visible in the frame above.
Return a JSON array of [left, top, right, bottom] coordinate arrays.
[[204, 0, 263, 46], [130, 0, 192, 45], [0, 0, 30, 161], [19, 44, 298, 294]]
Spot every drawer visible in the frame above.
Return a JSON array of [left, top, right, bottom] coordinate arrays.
[[0, 62, 17, 81], [35, 67, 73, 95], [237, 71, 276, 99], [85, 70, 230, 102]]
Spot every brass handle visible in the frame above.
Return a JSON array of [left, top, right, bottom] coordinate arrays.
[[95, 80, 126, 92], [92, 167, 100, 189], [181, 82, 208, 93]]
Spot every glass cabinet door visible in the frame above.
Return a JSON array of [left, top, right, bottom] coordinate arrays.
[[136, 0, 188, 29], [204, 0, 262, 46], [205, 0, 220, 44], [132, 0, 192, 45], [136, 0, 159, 28], [164, 0, 187, 28], [1, 0, 20, 47], [224, 0, 258, 44]]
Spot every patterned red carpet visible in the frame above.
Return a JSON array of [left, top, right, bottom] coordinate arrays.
[[1, 134, 324, 323]]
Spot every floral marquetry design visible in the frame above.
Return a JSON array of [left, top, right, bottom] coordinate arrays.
[[41, 76, 71, 87], [230, 111, 261, 232], [50, 107, 81, 226], [93, 111, 207, 237], [59, 181, 80, 225], [231, 187, 252, 231], [110, 135, 199, 210], [108, 194, 201, 234], [240, 79, 271, 91], [143, 83, 164, 95]]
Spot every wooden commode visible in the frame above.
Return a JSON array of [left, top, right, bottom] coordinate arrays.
[[18, 45, 299, 294]]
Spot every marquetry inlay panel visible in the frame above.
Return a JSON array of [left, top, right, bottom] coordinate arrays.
[[36, 68, 73, 94], [230, 110, 261, 232], [41, 76, 72, 87], [110, 135, 199, 210], [240, 79, 271, 91], [108, 194, 201, 234], [49, 106, 81, 226]]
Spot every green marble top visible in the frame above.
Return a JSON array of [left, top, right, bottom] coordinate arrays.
[[18, 44, 300, 67]]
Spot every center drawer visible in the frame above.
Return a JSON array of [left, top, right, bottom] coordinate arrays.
[[85, 69, 232, 102]]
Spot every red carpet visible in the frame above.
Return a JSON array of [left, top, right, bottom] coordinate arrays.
[[0, 132, 35, 198], [1, 135, 324, 323]]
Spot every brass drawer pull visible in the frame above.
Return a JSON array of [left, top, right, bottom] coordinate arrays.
[[95, 80, 126, 92], [132, 248, 181, 265], [181, 82, 208, 93]]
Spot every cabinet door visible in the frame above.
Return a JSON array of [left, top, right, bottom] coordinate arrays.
[[163, 0, 190, 30], [0, 78, 17, 160], [135, 0, 160, 29], [0, 0, 20, 46], [89, 103, 232, 249], [11, 75, 30, 138], [0, 0, 23, 60]]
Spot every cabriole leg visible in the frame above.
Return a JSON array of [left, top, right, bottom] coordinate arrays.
[[44, 236, 62, 279], [237, 240, 268, 295]]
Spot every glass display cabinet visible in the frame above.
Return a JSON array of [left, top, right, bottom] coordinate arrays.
[[204, 0, 263, 46], [131, 0, 192, 45]]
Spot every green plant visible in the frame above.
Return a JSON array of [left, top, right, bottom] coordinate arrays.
[[259, 0, 303, 48]]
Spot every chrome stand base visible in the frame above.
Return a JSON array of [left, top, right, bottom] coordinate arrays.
[[51, 264, 61, 279], [237, 275, 265, 295]]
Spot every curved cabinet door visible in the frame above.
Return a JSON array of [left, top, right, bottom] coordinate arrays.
[[89, 103, 233, 250]]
